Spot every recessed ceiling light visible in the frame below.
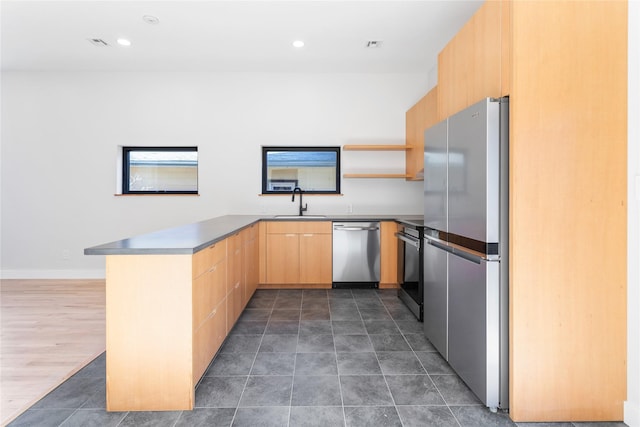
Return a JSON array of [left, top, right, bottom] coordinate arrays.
[[143, 15, 160, 25], [292, 40, 305, 48], [117, 38, 132, 47]]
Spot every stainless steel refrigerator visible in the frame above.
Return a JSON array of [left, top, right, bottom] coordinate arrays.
[[423, 97, 509, 411]]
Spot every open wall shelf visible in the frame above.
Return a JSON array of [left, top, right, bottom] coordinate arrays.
[[342, 144, 412, 179], [343, 173, 411, 179], [343, 145, 412, 151]]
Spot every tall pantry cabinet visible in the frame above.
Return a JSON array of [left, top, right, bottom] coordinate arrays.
[[431, 0, 627, 421]]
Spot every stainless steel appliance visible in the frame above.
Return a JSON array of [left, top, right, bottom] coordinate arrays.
[[332, 222, 380, 288], [396, 223, 423, 321], [423, 97, 509, 411]]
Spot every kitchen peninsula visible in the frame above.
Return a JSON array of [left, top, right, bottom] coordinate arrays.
[[85, 214, 421, 411]]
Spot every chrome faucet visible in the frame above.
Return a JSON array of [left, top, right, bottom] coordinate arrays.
[[292, 187, 308, 216]]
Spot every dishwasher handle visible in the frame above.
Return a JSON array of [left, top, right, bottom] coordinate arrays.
[[333, 225, 379, 231]]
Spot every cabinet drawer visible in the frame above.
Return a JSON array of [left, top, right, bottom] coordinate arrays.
[[227, 232, 242, 253], [244, 223, 258, 241], [193, 261, 227, 328], [227, 232, 243, 294], [266, 221, 331, 234], [193, 240, 227, 278], [193, 301, 227, 383]]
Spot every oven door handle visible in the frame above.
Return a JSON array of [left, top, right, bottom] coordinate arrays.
[[395, 232, 421, 249]]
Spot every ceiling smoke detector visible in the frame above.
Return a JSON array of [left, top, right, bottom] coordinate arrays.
[[143, 15, 160, 25], [366, 41, 382, 48], [87, 38, 109, 47]]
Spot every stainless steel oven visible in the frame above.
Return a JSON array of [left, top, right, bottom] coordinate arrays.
[[396, 224, 423, 321]]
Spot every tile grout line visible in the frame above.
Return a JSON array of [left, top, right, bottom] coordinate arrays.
[[373, 291, 407, 425], [386, 295, 461, 427], [228, 289, 279, 426], [333, 288, 352, 427]]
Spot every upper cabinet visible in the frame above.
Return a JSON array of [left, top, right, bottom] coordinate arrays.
[[405, 87, 438, 181], [437, 0, 510, 119]]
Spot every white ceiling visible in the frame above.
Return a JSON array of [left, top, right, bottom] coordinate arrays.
[[0, 0, 483, 73]]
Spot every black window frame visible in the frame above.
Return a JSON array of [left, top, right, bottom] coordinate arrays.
[[261, 146, 341, 195], [122, 146, 198, 195]]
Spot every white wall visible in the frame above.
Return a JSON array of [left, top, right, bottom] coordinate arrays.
[[626, 2, 639, 426], [0, 71, 429, 278]]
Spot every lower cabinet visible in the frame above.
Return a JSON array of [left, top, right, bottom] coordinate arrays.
[[226, 232, 244, 332], [193, 300, 227, 381], [299, 232, 332, 284], [193, 239, 229, 379], [104, 224, 259, 412], [105, 219, 403, 412], [264, 221, 332, 286], [243, 224, 259, 304], [380, 221, 399, 288], [266, 233, 300, 283], [225, 225, 259, 332]]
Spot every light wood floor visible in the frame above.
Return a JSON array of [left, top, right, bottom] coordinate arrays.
[[0, 279, 106, 426]]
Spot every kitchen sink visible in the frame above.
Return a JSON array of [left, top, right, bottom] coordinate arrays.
[[272, 215, 328, 219]]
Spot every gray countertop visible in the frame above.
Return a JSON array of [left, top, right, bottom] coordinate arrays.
[[84, 214, 424, 256]]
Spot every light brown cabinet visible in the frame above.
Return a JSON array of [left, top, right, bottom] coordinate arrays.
[[264, 221, 332, 287], [437, 0, 510, 120], [243, 224, 259, 305], [192, 242, 226, 332], [405, 87, 438, 181], [507, 1, 626, 421], [104, 224, 260, 412], [192, 240, 227, 380], [265, 233, 300, 283], [299, 232, 332, 284], [193, 298, 226, 384], [227, 225, 260, 330], [379, 221, 399, 288], [226, 232, 244, 333]]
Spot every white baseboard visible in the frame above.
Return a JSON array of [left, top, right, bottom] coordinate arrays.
[[626, 400, 640, 427], [0, 270, 105, 280]]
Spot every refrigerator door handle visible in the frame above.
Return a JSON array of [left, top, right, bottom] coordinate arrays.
[[426, 235, 490, 264], [425, 236, 454, 254], [450, 246, 484, 265]]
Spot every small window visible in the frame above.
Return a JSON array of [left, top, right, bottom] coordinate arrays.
[[262, 146, 341, 194], [123, 147, 198, 194]]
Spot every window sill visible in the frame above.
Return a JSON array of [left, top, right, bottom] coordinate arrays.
[[114, 193, 200, 196], [259, 193, 343, 196]]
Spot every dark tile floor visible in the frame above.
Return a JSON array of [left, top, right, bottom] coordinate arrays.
[[8, 289, 628, 427]]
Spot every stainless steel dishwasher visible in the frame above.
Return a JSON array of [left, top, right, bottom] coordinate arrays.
[[332, 222, 380, 288]]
